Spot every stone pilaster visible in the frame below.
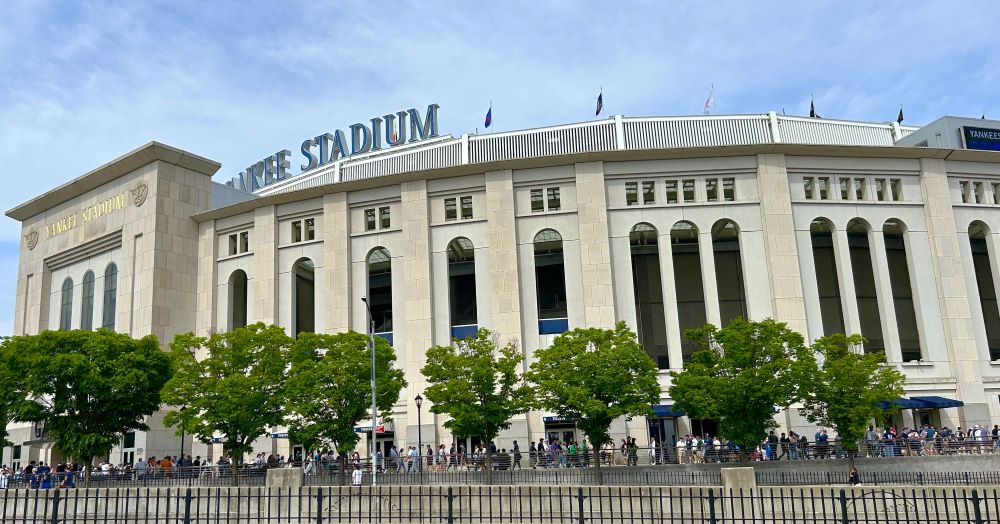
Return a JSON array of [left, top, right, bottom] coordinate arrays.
[[485, 170, 524, 342], [195, 220, 217, 336], [322, 192, 350, 333], [574, 162, 617, 329], [252, 205, 278, 326]]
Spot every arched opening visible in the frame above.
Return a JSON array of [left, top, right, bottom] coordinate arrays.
[[367, 247, 393, 338], [228, 269, 248, 331], [630, 223, 669, 369], [884, 220, 922, 361], [59, 277, 73, 330], [810, 218, 845, 335], [81, 271, 95, 331], [712, 219, 748, 325], [534, 229, 568, 334], [102, 263, 118, 330], [970, 222, 1000, 360], [847, 218, 884, 354], [447, 238, 478, 340], [671, 221, 706, 361], [292, 258, 315, 336]]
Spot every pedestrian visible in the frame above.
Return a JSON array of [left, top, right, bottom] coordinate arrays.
[[512, 441, 522, 469], [848, 466, 861, 486]]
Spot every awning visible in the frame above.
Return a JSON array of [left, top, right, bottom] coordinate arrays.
[[651, 405, 685, 418], [878, 397, 926, 410], [910, 396, 964, 409], [543, 416, 576, 424]]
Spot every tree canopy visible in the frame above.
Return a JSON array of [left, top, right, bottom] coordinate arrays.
[[0, 337, 27, 448], [162, 323, 290, 483], [669, 318, 815, 457]]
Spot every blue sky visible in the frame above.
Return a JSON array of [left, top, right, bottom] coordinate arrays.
[[0, 0, 997, 335]]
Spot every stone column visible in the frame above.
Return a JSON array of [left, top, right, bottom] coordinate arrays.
[[195, 221, 217, 336], [658, 232, 684, 370], [485, 170, 524, 343], [252, 205, 278, 325], [957, 233, 992, 363], [755, 154, 808, 335], [795, 228, 824, 341], [698, 231, 722, 327], [918, 158, 989, 426], [574, 162, 616, 329], [832, 229, 863, 337], [322, 192, 350, 333], [868, 230, 903, 363]]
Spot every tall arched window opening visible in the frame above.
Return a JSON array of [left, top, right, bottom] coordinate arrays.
[[367, 248, 393, 337], [630, 223, 669, 369], [671, 221, 706, 361], [447, 238, 478, 339], [884, 220, 922, 361], [970, 222, 1000, 360], [59, 277, 73, 330], [534, 229, 568, 334], [847, 219, 884, 353], [712, 219, 748, 325], [102, 263, 118, 330], [228, 270, 248, 331], [810, 218, 845, 335], [81, 271, 95, 331], [292, 258, 315, 336]]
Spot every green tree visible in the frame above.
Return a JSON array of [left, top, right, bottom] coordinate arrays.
[[7, 330, 172, 484], [799, 333, 905, 463], [669, 318, 815, 461], [527, 322, 659, 484], [0, 337, 28, 448], [421, 328, 533, 482], [284, 331, 406, 483], [162, 323, 290, 484]]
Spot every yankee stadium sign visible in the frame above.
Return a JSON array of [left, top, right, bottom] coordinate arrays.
[[227, 103, 440, 192]]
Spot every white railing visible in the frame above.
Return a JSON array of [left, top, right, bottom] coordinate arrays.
[[252, 113, 921, 196]]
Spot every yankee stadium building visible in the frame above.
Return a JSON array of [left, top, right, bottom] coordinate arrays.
[[5, 105, 1000, 466]]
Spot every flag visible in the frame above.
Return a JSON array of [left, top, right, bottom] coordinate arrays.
[[809, 98, 820, 118], [484, 105, 492, 129], [896, 107, 904, 124], [595, 90, 603, 116], [703, 84, 715, 115]]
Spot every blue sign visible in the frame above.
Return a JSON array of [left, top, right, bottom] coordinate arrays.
[[963, 126, 1000, 151]]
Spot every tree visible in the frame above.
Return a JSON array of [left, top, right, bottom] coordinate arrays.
[[799, 333, 905, 463], [284, 331, 406, 483], [162, 323, 290, 485], [7, 330, 172, 484], [669, 318, 815, 461], [0, 337, 28, 448], [421, 328, 534, 482], [527, 322, 659, 484]]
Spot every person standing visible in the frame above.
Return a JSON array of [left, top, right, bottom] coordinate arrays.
[[512, 441, 522, 469], [848, 466, 861, 486]]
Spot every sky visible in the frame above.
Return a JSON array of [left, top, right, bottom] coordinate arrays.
[[0, 0, 997, 335]]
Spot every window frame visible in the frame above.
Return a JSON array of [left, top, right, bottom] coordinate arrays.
[[365, 208, 377, 231], [379, 206, 391, 229], [444, 197, 457, 221], [460, 195, 473, 219]]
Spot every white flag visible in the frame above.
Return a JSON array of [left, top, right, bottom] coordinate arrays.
[[703, 84, 715, 115]]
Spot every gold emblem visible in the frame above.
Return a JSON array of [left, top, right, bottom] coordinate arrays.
[[131, 182, 149, 207], [25, 228, 39, 250]]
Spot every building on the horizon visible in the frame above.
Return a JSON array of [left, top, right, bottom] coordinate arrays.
[[4, 110, 1000, 467]]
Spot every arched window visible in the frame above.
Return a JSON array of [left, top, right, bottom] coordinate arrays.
[[884, 219, 922, 361], [630, 223, 669, 369], [810, 218, 845, 335], [292, 258, 315, 336], [534, 229, 568, 334], [59, 277, 73, 330], [969, 222, 1000, 360], [102, 263, 118, 330], [447, 238, 478, 339], [671, 221, 706, 360], [712, 219, 748, 325], [367, 248, 393, 335], [229, 270, 248, 331], [847, 218, 884, 353], [81, 271, 95, 331]]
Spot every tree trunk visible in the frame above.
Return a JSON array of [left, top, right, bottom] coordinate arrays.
[[593, 446, 603, 486], [231, 450, 240, 487], [339, 454, 346, 486], [485, 445, 493, 485]]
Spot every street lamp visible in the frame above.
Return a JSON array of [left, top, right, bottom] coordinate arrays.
[[361, 297, 378, 487], [414, 394, 424, 476]]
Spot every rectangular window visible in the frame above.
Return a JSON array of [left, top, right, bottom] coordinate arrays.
[[123, 431, 136, 449], [291, 220, 302, 243], [722, 177, 735, 201], [875, 178, 887, 201], [365, 208, 376, 231], [682, 179, 695, 203], [803, 177, 814, 199], [13, 445, 21, 460], [444, 198, 457, 220], [840, 178, 851, 200], [305, 218, 315, 240], [547, 187, 561, 211], [229, 234, 238, 256], [665, 180, 678, 204], [854, 178, 866, 200], [625, 182, 638, 206], [993, 183, 1000, 205], [706, 178, 719, 202], [460, 196, 473, 219], [379, 206, 391, 229], [818, 177, 830, 200], [240, 232, 249, 253], [975, 181, 985, 204], [890, 179, 902, 202], [531, 189, 544, 212], [642, 181, 655, 204], [959, 181, 969, 203]]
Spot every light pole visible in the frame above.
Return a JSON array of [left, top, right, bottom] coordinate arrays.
[[361, 297, 378, 487], [414, 394, 423, 480]]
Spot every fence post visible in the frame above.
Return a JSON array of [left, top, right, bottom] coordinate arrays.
[[316, 489, 323, 524], [184, 487, 193, 524], [838, 489, 849, 524], [972, 489, 983, 524], [448, 487, 454, 524], [578, 487, 585, 524], [707, 490, 717, 524], [965, 472, 970, 486], [49, 488, 61, 524]]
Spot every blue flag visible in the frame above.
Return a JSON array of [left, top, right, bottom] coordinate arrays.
[[484, 106, 492, 128], [595, 92, 603, 116]]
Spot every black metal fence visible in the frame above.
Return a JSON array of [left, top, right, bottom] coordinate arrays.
[[756, 470, 1000, 487], [1, 485, 997, 523]]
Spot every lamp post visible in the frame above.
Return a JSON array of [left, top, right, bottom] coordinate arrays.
[[361, 297, 378, 487], [414, 394, 423, 479]]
